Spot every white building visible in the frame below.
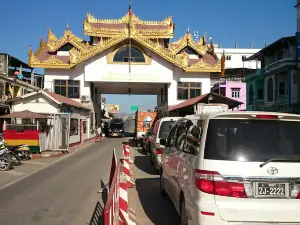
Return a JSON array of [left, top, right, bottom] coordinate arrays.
[[215, 47, 261, 69], [28, 11, 225, 123]]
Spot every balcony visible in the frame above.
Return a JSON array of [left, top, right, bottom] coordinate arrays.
[[264, 58, 297, 74], [276, 95, 289, 105]]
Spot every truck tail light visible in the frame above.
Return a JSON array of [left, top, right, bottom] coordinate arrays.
[[194, 169, 247, 198]]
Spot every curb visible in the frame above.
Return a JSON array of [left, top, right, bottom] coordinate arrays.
[[31, 137, 97, 160]]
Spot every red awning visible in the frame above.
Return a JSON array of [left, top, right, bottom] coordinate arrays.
[[0, 110, 48, 119], [168, 92, 243, 112]]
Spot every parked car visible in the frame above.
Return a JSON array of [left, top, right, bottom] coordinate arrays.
[[160, 111, 300, 225], [150, 117, 180, 173], [141, 128, 154, 153]]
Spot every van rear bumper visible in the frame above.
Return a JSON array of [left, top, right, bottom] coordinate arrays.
[[186, 201, 224, 225], [187, 200, 300, 225]]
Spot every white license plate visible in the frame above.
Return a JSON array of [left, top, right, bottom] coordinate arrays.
[[113, 133, 118, 136], [255, 182, 288, 197]]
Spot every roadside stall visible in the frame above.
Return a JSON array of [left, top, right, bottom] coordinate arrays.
[[0, 110, 48, 153]]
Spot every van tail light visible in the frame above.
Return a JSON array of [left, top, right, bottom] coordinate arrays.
[[255, 115, 278, 119], [194, 169, 247, 198], [297, 193, 300, 199], [155, 148, 164, 154]]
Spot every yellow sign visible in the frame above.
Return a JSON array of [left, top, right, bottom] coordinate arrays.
[[106, 104, 120, 114]]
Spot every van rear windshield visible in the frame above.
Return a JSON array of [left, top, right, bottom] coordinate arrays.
[[204, 119, 300, 162], [159, 121, 176, 139]]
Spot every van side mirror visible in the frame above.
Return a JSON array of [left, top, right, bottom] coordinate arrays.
[[160, 138, 167, 146]]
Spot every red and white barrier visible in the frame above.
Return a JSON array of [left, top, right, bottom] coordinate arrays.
[[122, 144, 133, 164], [104, 148, 136, 225]]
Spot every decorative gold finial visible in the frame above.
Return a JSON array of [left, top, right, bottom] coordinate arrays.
[[210, 37, 215, 56], [28, 45, 33, 57], [39, 36, 43, 48], [202, 33, 207, 45], [221, 50, 225, 76], [47, 28, 58, 42]]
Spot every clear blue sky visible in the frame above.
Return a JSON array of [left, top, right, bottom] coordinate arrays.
[[0, 0, 296, 113]]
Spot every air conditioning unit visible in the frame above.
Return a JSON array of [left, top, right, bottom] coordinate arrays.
[[81, 95, 91, 102]]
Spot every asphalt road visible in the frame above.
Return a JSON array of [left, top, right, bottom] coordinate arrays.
[[0, 138, 125, 225]]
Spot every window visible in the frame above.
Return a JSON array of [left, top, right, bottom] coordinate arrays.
[[158, 120, 176, 139], [204, 119, 300, 162], [113, 46, 145, 63], [58, 43, 74, 52], [242, 56, 247, 61], [54, 80, 80, 98], [185, 119, 202, 155], [248, 84, 254, 105], [267, 77, 274, 102], [175, 124, 187, 150], [180, 47, 199, 55], [70, 119, 78, 136], [82, 121, 87, 134], [257, 89, 263, 100], [167, 124, 177, 147], [226, 55, 231, 60], [177, 82, 202, 100], [279, 82, 285, 95], [231, 88, 240, 98], [277, 50, 283, 61]]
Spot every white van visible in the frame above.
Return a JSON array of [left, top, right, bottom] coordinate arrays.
[[160, 111, 300, 225], [150, 117, 181, 173]]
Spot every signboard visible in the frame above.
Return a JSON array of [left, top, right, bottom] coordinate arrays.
[[130, 105, 138, 113], [197, 104, 228, 114], [106, 104, 120, 114]]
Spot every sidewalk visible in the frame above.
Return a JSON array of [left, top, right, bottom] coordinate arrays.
[[0, 137, 97, 190], [128, 145, 180, 225], [31, 137, 97, 159]]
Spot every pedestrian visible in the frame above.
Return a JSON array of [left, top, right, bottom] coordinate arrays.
[[96, 125, 103, 143]]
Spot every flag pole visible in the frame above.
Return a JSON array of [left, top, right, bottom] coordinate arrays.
[[128, 0, 132, 74]]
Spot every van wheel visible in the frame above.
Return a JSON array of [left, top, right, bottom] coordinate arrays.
[[180, 196, 188, 225], [160, 169, 166, 198]]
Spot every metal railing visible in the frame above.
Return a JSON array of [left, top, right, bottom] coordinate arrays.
[[264, 58, 296, 74], [276, 95, 289, 105], [6, 124, 38, 132]]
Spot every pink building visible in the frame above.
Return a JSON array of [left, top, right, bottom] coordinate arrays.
[[211, 78, 246, 111]]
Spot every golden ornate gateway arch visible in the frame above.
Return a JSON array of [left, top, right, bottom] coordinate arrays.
[[28, 11, 225, 73]]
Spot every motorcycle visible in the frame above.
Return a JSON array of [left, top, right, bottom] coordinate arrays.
[[8, 144, 32, 160], [141, 135, 147, 153], [0, 142, 21, 166], [0, 149, 12, 171]]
